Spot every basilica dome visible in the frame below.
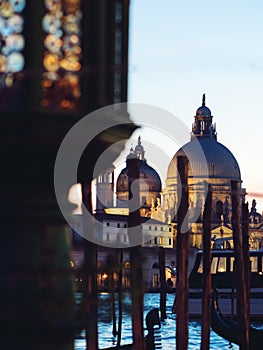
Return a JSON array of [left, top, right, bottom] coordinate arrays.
[[163, 95, 246, 248], [167, 137, 241, 181], [166, 94, 241, 182]]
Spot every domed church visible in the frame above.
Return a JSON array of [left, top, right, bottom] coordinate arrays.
[[96, 96, 263, 249], [153, 94, 247, 247], [116, 136, 162, 217]]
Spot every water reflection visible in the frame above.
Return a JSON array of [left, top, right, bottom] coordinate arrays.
[[75, 293, 242, 349]]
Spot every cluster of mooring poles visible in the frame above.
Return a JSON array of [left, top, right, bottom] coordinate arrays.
[[176, 156, 250, 350], [79, 154, 251, 350], [79, 156, 146, 350]]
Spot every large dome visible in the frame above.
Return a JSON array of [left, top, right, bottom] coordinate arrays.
[[163, 96, 245, 244], [167, 95, 241, 182], [167, 137, 241, 181]]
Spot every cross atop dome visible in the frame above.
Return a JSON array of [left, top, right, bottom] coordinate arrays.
[[196, 93, 211, 117], [202, 93, 206, 106]]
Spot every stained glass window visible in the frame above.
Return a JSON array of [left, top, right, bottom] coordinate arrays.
[[0, 0, 25, 88], [41, 0, 82, 112], [0, 0, 128, 112]]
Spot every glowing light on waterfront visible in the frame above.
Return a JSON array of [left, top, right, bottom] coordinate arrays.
[[68, 183, 82, 214]]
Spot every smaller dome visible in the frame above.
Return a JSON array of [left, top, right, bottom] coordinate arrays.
[[196, 105, 211, 117], [117, 160, 162, 193], [116, 137, 162, 206]]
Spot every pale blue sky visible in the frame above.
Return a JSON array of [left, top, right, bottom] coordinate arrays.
[[123, 0, 263, 213]]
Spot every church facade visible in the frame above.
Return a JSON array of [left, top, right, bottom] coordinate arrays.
[[98, 95, 263, 250], [150, 95, 262, 249]]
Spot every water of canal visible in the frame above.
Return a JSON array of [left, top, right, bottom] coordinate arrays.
[[74, 292, 259, 349]]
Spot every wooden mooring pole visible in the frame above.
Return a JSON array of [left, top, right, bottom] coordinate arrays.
[[116, 249, 124, 347], [242, 202, 251, 320], [201, 184, 212, 350], [231, 181, 250, 350], [127, 157, 145, 350], [81, 182, 98, 350], [159, 246, 167, 320], [176, 156, 189, 350]]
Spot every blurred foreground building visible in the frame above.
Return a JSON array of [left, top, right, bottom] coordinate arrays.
[[0, 1, 135, 349]]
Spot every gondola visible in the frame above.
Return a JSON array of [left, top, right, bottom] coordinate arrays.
[[173, 248, 263, 318], [211, 290, 263, 349]]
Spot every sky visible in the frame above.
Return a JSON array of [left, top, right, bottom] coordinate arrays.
[[113, 0, 263, 214]]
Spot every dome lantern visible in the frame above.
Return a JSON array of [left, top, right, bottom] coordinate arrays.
[[134, 136, 145, 160], [191, 94, 217, 139]]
